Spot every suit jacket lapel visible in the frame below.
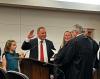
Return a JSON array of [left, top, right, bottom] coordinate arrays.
[[45, 39, 49, 56]]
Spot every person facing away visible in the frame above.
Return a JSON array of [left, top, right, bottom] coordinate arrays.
[[2, 40, 25, 72], [54, 25, 99, 79], [21, 26, 56, 63]]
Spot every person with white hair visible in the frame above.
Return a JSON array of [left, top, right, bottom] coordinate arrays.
[[54, 24, 99, 79], [71, 24, 83, 38]]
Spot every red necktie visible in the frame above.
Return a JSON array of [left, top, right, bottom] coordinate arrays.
[[40, 41, 44, 62]]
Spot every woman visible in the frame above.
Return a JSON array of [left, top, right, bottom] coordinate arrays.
[[60, 31, 72, 48], [54, 31, 72, 79]]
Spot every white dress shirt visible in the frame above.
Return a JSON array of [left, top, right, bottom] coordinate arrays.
[[38, 38, 48, 62]]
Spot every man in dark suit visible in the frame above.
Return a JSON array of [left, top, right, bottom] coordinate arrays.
[[54, 25, 99, 79], [21, 26, 55, 63]]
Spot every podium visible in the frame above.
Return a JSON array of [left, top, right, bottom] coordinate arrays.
[[20, 58, 53, 79]]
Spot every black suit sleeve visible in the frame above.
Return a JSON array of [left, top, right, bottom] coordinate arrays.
[[21, 38, 38, 50], [21, 41, 32, 50]]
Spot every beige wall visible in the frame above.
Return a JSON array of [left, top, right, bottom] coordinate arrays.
[[0, 0, 100, 12], [0, 6, 100, 54]]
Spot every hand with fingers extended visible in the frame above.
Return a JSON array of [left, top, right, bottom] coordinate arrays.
[[27, 29, 34, 39]]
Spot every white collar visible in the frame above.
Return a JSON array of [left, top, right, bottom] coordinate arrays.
[[38, 38, 45, 43]]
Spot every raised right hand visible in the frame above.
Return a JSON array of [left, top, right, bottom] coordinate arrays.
[[27, 29, 34, 39]]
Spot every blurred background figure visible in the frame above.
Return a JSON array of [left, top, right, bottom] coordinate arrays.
[[84, 28, 99, 70], [83, 28, 99, 79]]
